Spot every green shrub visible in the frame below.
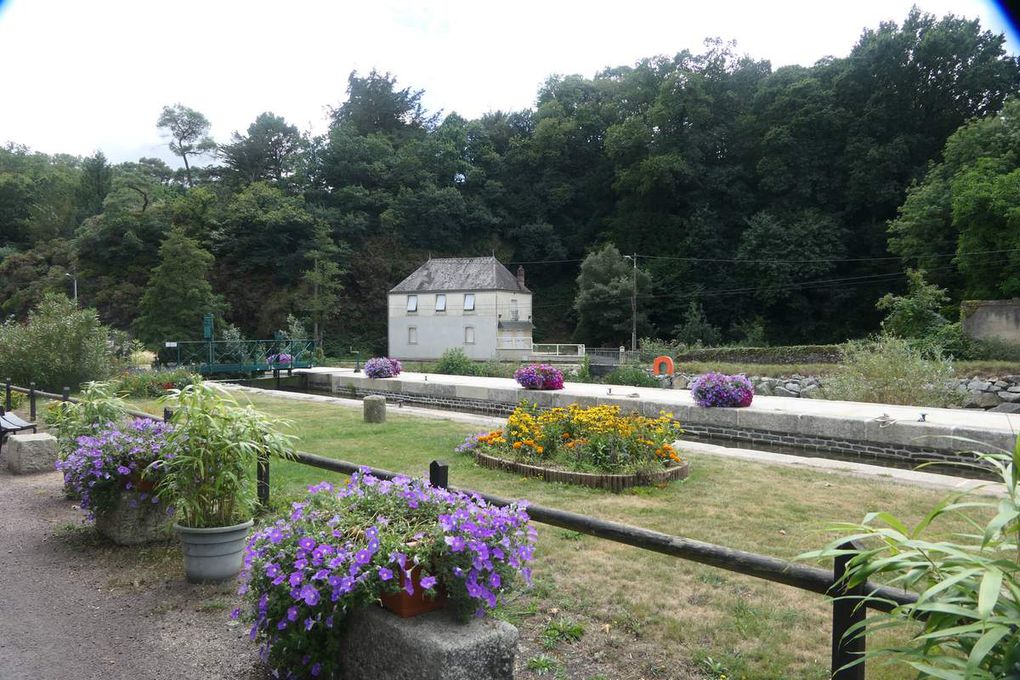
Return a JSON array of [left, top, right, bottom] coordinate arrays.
[[113, 368, 201, 398], [603, 364, 660, 388], [676, 344, 843, 364], [44, 381, 129, 458], [0, 294, 112, 391], [435, 348, 477, 376], [672, 301, 722, 347], [821, 336, 961, 407], [637, 337, 688, 362]]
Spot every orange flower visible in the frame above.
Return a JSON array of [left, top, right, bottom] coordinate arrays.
[[512, 441, 523, 449]]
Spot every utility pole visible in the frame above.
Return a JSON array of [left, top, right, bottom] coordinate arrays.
[[623, 253, 638, 351]]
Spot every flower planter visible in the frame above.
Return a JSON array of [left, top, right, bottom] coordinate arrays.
[[175, 519, 254, 583], [379, 566, 447, 618], [95, 490, 172, 546], [473, 450, 689, 492]]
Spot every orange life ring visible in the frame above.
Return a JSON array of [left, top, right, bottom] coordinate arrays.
[[651, 355, 675, 376]]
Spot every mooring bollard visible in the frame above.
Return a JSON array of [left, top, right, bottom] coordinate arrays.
[[363, 395, 386, 423]]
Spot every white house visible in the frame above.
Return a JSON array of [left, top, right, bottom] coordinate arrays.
[[388, 257, 533, 361]]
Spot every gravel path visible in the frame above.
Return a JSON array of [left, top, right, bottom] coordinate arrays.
[[0, 469, 265, 680]]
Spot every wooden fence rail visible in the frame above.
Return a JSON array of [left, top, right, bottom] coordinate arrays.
[[5, 380, 919, 679]]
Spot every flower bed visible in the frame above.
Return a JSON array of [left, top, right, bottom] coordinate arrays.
[[238, 471, 535, 679], [513, 364, 564, 390], [689, 372, 754, 407], [457, 403, 686, 484], [364, 357, 402, 379]]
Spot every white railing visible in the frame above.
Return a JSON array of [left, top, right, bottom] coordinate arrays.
[[531, 343, 586, 357]]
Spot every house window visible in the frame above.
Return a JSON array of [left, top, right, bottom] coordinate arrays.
[[435, 294, 446, 312], [510, 298, 519, 321], [408, 326, 418, 345], [463, 293, 475, 312], [465, 326, 475, 344], [406, 295, 418, 313]]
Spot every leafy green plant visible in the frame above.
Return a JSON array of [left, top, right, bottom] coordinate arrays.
[[541, 618, 585, 648], [603, 364, 659, 388], [154, 381, 295, 527], [45, 381, 130, 457], [0, 293, 112, 391], [112, 368, 200, 398], [526, 654, 558, 674], [877, 269, 951, 339], [435, 347, 477, 376], [822, 336, 962, 407], [803, 438, 1020, 679]]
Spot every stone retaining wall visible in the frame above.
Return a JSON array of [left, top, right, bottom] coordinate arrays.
[[308, 372, 1016, 472]]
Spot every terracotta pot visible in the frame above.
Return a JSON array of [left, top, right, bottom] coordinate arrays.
[[379, 566, 446, 618]]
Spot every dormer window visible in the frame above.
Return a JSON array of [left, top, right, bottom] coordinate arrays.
[[464, 293, 475, 312], [406, 295, 418, 313], [435, 294, 447, 312]]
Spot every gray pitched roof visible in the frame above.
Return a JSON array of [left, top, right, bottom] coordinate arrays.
[[390, 257, 530, 293]]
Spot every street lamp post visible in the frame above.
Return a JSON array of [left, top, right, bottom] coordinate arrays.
[[65, 272, 77, 304]]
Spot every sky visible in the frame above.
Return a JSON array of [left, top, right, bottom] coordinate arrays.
[[0, 0, 1016, 164]]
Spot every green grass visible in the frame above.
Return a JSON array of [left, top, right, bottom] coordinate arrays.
[[173, 391, 982, 680]]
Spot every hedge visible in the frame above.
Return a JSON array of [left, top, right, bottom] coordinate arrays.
[[674, 344, 843, 364]]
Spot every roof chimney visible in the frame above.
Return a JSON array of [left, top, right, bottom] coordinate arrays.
[[516, 265, 526, 290]]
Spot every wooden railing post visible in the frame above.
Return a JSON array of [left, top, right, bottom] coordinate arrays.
[[429, 460, 449, 490], [163, 408, 174, 423], [831, 540, 866, 680], [61, 386, 70, 402], [28, 382, 36, 420]]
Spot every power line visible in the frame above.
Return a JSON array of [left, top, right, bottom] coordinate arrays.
[[505, 247, 1020, 267]]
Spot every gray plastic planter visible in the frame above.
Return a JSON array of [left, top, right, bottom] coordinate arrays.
[[175, 519, 254, 583]]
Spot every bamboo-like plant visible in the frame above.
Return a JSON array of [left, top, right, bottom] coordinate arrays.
[[804, 438, 1020, 678], [45, 381, 130, 457], [154, 381, 294, 528]]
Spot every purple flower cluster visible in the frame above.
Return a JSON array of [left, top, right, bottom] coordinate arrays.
[[455, 432, 483, 453], [689, 372, 754, 408], [267, 353, 294, 365], [238, 470, 535, 679], [364, 357, 402, 379], [55, 418, 174, 520], [513, 364, 565, 390]]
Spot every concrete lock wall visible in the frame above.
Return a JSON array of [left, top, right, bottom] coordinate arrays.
[[313, 372, 1018, 470], [962, 299, 1020, 343]]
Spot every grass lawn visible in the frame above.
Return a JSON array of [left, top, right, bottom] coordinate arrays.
[[158, 390, 976, 680]]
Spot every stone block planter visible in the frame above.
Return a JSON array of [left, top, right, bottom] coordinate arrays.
[[94, 491, 173, 546], [338, 607, 517, 680], [5, 433, 58, 475], [474, 450, 688, 492]]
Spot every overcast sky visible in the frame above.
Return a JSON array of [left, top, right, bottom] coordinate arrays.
[[0, 0, 1016, 164]]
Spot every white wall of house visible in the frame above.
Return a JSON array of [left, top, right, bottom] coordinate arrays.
[[387, 290, 532, 361]]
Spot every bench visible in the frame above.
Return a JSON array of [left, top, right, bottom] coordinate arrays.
[[0, 407, 37, 455]]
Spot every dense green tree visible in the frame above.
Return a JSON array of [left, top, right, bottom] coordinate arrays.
[[134, 229, 223, 346], [877, 269, 950, 338], [157, 104, 216, 187], [889, 98, 1020, 299], [574, 244, 651, 347], [220, 112, 303, 186], [75, 151, 113, 222]]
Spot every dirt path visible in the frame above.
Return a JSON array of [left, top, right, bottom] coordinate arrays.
[[0, 469, 265, 680]]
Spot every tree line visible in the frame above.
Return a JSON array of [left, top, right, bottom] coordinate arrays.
[[1, 8, 1018, 352]]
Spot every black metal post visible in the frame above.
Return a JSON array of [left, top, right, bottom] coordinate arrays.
[[4, 378, 10, 411], [353, 351, 361, 373], [28, 382, 36, 420], [257, 453, 270, 509], [831, 540, 866, 680], [163, 408, 174, 423], [61, 386, 70, 401], [429, 460, 449, 490], [274, 368, 280, 390]]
